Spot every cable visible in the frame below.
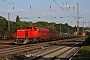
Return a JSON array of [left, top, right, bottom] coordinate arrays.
[[64, 0, 76, 19], [29, 0, 62, 20], [53, 0, 76, 22], [2, 0, 54, 20], [1, 0, 77, 24]]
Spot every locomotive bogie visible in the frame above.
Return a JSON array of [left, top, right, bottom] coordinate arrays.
[[14, 38, 26, 44]]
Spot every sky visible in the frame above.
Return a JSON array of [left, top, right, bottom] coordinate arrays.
[[0, 0, 90, 27]]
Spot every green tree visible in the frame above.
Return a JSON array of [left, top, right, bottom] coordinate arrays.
[[0, 16, 7, 35], [16, 15, 20, 22], [22, 21, 33, 28], [15, 22, 23, 29], [10, 21, 17, 33]]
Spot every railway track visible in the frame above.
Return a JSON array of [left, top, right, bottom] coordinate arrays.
[[24, 37, 84, 60], [0, 37, 84, 49], [0, 37, 85, 60], [25, 44, 78, 60], [0, 39, 19, 49], [0, 42, 51, 55], [18, 37, 84, 56]]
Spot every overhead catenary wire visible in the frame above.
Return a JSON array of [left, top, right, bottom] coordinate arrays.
[[1, 0, 77, 24], [2, 0, 56, 21], [32, 0, 56, 19], [67, 0, 77, 19], [65, 0, 77, 20], [34, 0, 77, 23], [31, 0, 64, 19], [2, 0, 70, 20], [54, 0, 76, 21], [0, 8, 36, 22], [0, 0, 50, 22], [53, 0, 73, 21]]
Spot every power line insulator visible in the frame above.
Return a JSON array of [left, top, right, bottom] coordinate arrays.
[[50, 5, 51, 9], [13, 6, 14, 10], [30, 6, 31, 9]]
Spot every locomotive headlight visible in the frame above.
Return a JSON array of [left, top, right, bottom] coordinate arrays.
[[17, 36, 18, 38]]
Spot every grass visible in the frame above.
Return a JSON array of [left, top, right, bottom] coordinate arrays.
[[82, 36, 90, 46], [78, 46, 90, 60], [78, 36, 90, 60]]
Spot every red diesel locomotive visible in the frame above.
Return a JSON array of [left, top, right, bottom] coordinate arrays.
[[14, 26, 50, 44]]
